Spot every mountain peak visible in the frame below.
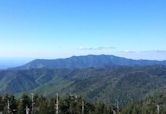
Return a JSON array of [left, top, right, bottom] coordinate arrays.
[[15, 54, 166, 70]]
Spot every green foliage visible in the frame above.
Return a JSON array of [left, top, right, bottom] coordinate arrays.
[[121, 92, 166, 114], [0, 94, 116, 114]]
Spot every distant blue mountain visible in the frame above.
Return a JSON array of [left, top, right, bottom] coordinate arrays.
[[17, 55, 166, 69]]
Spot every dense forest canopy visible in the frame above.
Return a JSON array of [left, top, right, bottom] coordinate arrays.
[[0, 93, 166, 114]]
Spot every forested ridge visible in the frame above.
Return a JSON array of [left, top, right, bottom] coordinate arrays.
[[0, 94, 117, 114], [1, 65, 166, 106], [0, 93, 166, 114]]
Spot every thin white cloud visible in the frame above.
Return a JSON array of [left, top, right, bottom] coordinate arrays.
[[143, 50, 166, 53], [117, 50, 136, 53], [79, 46, 116, 51], [115, 50, 166, 60], [118, 50, 166, 54]]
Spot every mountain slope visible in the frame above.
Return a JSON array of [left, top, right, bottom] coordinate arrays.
[[1, 65, 166, 106], [55, 66, 166, 105], [16, 55, 166, 69]]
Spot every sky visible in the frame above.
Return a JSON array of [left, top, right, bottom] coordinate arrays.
[[0, 0, 166, 67]]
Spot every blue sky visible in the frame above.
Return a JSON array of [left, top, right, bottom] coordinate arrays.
[[0, 0, 166, 62]]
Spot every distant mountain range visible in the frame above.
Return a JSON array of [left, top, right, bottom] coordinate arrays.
[[1, 54, 166, 106], [16, 55, 166, 69]]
